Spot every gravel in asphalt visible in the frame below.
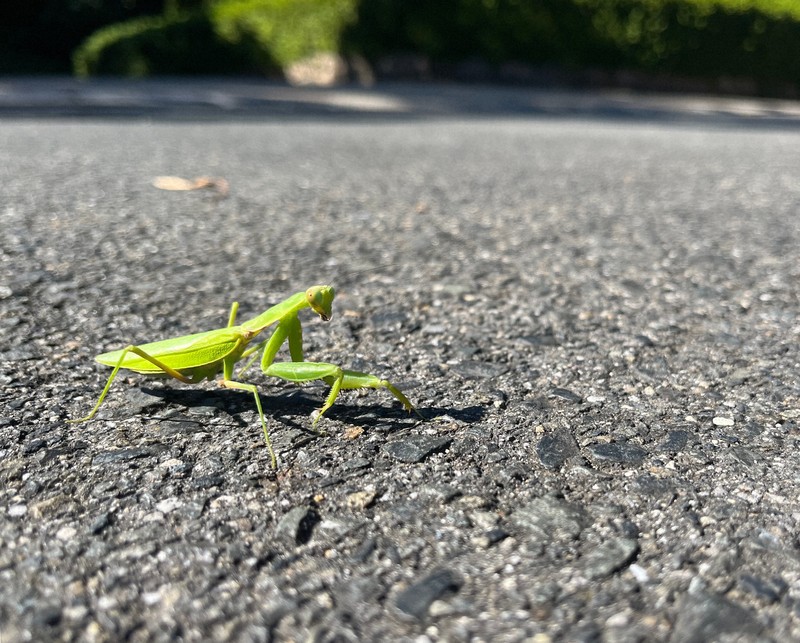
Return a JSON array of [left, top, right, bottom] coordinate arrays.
[[1, 80, 799, 641]]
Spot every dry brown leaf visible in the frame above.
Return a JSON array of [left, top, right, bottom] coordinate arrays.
[[152, 176, 196, 191], [152, 176, 229, 196], [192, 176, 230, 196]]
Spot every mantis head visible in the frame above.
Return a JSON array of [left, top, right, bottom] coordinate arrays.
[[306, 285, 335, 321]]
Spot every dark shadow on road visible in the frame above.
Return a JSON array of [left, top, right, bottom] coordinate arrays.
[[2, 77, 800, 129], [136, 383, 485, 431]]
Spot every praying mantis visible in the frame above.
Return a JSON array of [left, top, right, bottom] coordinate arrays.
[[69, 285, 419, 468]]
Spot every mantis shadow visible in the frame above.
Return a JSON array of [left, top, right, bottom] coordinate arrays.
[[137, 384, 486, 432]]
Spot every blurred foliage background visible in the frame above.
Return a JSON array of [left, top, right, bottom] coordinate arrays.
[[2, 0, 799, 95]]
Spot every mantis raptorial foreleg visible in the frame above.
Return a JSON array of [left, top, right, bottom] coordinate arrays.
[[238, 313, 303, 377]]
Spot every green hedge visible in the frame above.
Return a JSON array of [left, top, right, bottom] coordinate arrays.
[[210, 0, 358, 68], [72, 0, 800, 93], [343, 0, 606, 66], [74, 0, 357, 77], [73, 11, 266, 77], [0, 0, 164, 74], [343, 0, 800, 92], [574, 0, 800, 89]]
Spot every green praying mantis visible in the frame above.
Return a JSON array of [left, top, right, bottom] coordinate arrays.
[[69, 285, 419, 468]]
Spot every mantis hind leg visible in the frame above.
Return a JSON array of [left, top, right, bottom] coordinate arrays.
[[69, 345, 195, 424], [264, 361, 420, 429], [219, 379, 277, 469]]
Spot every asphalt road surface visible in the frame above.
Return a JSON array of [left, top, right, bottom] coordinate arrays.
[[2, 80, 800, 641]]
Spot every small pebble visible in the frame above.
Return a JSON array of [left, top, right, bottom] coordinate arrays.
[[159, 458, 188, 474], [156, 498, 182, 514], [276, 506, 318, 545], [583, 537, 639, 580], [346, 490, 377, 510], [511, 496, 591, 540], [537, 428, 579, 470], [394, 568, 462, 620], [63, 605, 89, 622], [629, 564, 651, 583], [142, 511, 165, 523], [142, 591, 163, 606], [588, 442, 648, 465], [8, 503, 27, 517], [550, 388, 582, 403], [56, 526, 77, 541], [384, 435, 452, 463]]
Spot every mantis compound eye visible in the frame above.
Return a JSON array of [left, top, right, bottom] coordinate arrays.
[[306, 285, 335, 321]]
